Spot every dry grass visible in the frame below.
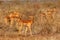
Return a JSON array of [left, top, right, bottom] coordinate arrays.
[[0, 1, 60, 40]]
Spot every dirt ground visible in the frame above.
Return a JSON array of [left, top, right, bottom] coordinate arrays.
[[0, 1, 60, 40]]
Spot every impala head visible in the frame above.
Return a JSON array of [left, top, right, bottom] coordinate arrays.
[[12, 11, 20, 16], [9, 11, 21, 18], [29, 16, 34, 20], [46, 7, 57, 13]]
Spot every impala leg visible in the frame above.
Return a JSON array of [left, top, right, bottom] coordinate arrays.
[[19, 22, 23, 34], [25, 27, 28, 36], [4, 18, 8, 25], [15, 19, 19, 28], [10, 18, 14, 27], [28, 24, 33, 36]]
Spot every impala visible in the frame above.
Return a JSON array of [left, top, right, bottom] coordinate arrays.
[[17, 16, 34, 36], [4, 11, 20, 27], [44, 8, 57, 23]]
